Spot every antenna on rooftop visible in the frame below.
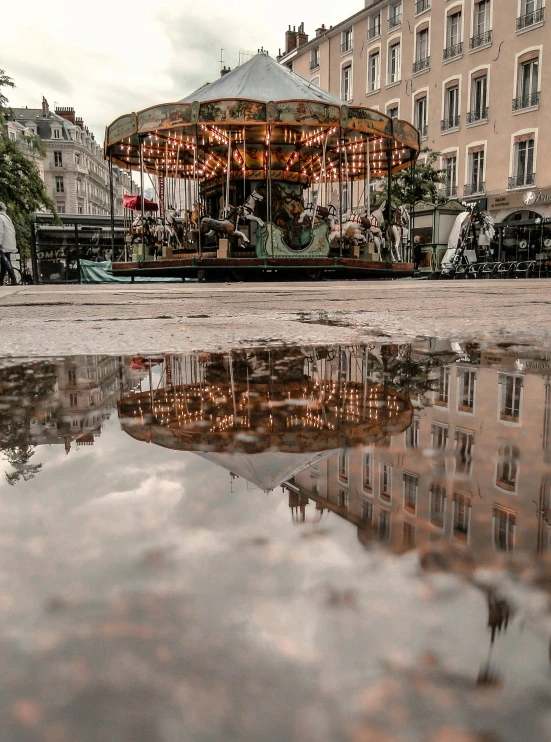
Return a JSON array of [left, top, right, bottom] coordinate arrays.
[[220, 48, 225, 67]]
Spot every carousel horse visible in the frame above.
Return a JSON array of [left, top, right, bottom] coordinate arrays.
[[387, 204, 410, 262], [200, 206, 250, 245], [164, 206, 182, 249], [328, 215, 367, 246], [298, 203, 336, 226], [241, 189, 265, 227]]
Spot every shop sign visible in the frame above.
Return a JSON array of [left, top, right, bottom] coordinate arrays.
[[489, 187, 551, 211]]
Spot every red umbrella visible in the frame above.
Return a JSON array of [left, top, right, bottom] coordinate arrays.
[[123, 194, 158, 212]]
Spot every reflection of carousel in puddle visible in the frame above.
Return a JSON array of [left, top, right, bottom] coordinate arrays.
[[118, 347, 412, 491]]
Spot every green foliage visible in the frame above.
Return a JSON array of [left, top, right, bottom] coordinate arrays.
[[374, 148, 447, 209], [0, 69, 59, 258]]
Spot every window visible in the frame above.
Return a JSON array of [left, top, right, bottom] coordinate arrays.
[[378, 509, 391, 541], [453, 493, 471, 540], [363, 452, 373, 490], [368, 51, 380, 92], [457, 369, 476, 412], [337, 488, 349, 509], [496, 444, 520, 491], [511, 137, 535, 188], [415, 0, 430, 14], [403, 473, 418, 514], [442, 155, 458, 197], [406, 415, 420, 449], [67, 367, 77, 384], [341, 28, 353, 54], [77, 205, 83, 215], [56, 202, 65, 213], [387, 105, 398, 119], [55, 175, 64, 193], [368, 12, 381, 39], [515, 57, 540, 110], [493, 506, 516, 551], [361, 498, 373, 523], [443, 85, 460, 129], [389, 2, 402, 29], [446, 11, 462, 49], [431, 423, 448, 451], [403, 522, 416, 549], [75, 153, 81, 165], [310, 47, 320, 71], [339, 450, 349, 482], [416, 27, 429, 62], [415, 96, 428, 137], [455, 429, 474, 474], [517, 0, 545, 30], [381, 464, 392, 501], [471, 0, 492, 48], [435, 366, 450, 405], [54, 151, 63, 167], [69, 393, 78, 407], [467, 150, 485, 194], [342, 64, 352, 102], [388, 42, 401, 84], [52, 128, 61, 139], [468, 74, 488, 122], [430, 485, 446, 528], [499, 374, 523, 422]]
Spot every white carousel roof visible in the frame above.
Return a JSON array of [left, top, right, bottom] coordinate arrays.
[[194, 449, 334, 492], [180, 52, 342, 106]]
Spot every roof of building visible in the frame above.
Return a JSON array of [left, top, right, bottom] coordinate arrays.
[[180, 52, 341, 105]]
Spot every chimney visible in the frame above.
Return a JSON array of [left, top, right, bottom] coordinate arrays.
[[296, 22, 308, 47], [75, 116, 84, 130], [55, 106, 76, 124], [42, 96, 49, 117], [220, 66, 231, 77], [316, 24, 327, 37], [285, 25, 298, 54]]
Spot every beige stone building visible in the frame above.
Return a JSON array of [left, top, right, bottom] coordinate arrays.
[[280, 1, 550, 225], [289, 342, 551, 558], [7, 100, 133, 216]]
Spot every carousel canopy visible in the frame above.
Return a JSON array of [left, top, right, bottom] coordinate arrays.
[[104, 52, 420, 186], [181, 53, 342, 106]]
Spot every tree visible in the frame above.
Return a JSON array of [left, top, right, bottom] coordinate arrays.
[[373, 147, 447, 209], [0, 69, 58, 258]]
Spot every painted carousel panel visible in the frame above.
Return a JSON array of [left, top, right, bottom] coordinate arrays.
[[106, 113, 137, 147], [137, 104, 193, 133], [347, 108, 393, 138], [198, 99, 267, 123], [272, 100, 341, 126], [392, 120, 421, 152]]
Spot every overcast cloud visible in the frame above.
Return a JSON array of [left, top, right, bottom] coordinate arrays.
[[3, 0, 361, 140]]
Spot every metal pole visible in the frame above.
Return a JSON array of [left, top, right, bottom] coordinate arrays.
[[74, 222, 81, 284], [338, 130, 344, 257], [225, 129, 232, 216], [108, 155, 115, 259], [386, 145, 392, 223], [139, 136, 145, 255], [30, 220, 39, 284]]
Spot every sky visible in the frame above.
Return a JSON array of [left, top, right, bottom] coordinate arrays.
[[2, 0, 362, 142]]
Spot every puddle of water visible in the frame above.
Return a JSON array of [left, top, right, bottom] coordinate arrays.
[[1, 341, 551, 740]]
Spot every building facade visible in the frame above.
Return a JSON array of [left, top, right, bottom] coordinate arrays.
[[7, 99, 133, 216], [281, 1, 550, 225]]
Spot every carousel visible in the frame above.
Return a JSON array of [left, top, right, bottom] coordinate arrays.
[[118, 347, 412, 491], [105, 53, 420, 280]]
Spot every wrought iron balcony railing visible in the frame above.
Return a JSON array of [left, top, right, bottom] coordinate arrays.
[[310, 59, 320, 71], [470, 30, 492, 50], [443, 42, 463, 61], [466, 107, 488, 124], [464, 181, 485, 196], [388, 14, 402, 30], [415, 0, 430, 14], [516, 7, 545, 31], [508, 173, 535, 189], [512, 92, 540, 110], [441, 184, 458, 199], [367, 25, 380, 39], [341, 41, 353, 54], [413, 56, 430, 74], [441, 114, 460, 132]]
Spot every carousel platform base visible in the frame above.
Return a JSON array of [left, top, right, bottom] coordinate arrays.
[[111, 256, 414, 282]]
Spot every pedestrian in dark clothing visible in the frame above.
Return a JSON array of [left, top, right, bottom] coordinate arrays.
[[0, 202, 17, 285], [413, 237, 422, 272]]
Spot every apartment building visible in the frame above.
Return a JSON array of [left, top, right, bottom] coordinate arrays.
[[7, 99, 133, 216], [289, 342, 551, 557], [280, 1, 550, 226]]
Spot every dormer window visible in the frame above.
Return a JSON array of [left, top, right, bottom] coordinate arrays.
[[52, 127, 61, 139]]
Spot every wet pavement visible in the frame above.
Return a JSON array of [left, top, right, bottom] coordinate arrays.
[[1, 340, 551, 740]]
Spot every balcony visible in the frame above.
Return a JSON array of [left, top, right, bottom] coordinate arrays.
[[466, 107, 489, 124], [508, 173, 535, 189], [516, 7, 545, 31], [464, 181, 485, 196], [443, 42, 463, 61], [441, 184, 458, 199], [413, 56, 430, 74], [309, 59, 320, 71], [441, 114, 460, 132], [367, 25, 381, 40], [89, 169, 107, 185], [512, 92, 540, 111], [341, 41, 353, 54], [388, 14, 402, 30], [415, 0, 430, 14], [470, 30, 492, 50]]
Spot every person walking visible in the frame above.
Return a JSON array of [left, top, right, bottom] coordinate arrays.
[[0, 202, 17, 285], [413, 236, 422, 273]]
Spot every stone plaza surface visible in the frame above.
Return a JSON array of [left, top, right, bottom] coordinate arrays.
[[0, 279, 550, 356]]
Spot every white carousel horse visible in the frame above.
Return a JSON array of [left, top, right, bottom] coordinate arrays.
[[241, 189, 265, 227], [200, 206, 250, 245], [387, 204, 410, 263], [162, 206, 182, 249], [298, 203, 337, 226], [328, 217, 367, 246]]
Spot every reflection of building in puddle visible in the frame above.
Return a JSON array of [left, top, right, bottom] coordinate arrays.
[[286, 342, 551, 558], [118, 347, 415, 490]]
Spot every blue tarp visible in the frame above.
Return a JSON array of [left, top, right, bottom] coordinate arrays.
[[80, 260, 180, 283]]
